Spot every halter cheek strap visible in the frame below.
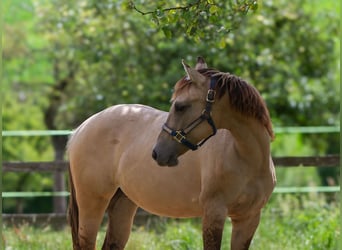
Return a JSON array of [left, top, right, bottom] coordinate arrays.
[[162, 77, 217, 151]]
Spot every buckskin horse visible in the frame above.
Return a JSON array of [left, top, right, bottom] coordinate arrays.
[[68, 57, 276, 250]]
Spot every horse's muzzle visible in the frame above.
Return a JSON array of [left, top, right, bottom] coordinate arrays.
[[152, 148, 179, 167]]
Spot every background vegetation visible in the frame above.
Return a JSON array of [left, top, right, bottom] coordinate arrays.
[[2, 1, 340, 247]]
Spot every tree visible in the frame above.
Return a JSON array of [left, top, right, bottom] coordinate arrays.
[[32, 0, 339, 129], [34, 0, 341, 188], [129, 0, 258, 42]]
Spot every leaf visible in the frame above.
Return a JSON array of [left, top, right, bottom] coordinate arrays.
[[251, 1, 258, 11], [151, 12, 160, 25], [218, 38, 226, 49], [162, 26, 172, 38], [209, 5, 219, 14]]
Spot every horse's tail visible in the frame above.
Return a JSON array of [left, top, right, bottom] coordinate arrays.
[[68, 164, 81, 250]]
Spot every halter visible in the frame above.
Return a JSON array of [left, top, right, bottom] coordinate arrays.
[[162, 77, 217, 151]]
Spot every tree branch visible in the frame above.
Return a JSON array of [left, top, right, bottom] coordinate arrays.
[[130, 0, 202, 15]]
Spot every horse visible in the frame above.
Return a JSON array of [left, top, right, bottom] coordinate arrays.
[[67, 57, 276, 250]]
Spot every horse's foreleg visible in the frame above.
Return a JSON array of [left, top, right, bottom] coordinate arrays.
[[230, 212, 261, 250], [202, 205, 227, 250], [102, 189, 138, 250]]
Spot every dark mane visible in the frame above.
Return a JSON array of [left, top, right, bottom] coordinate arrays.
[[173, 68, 274, 139]]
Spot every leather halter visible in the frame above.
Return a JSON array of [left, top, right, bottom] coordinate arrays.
[[162, 77, 217, 151]]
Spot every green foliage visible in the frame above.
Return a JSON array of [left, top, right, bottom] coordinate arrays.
[[3, 1, 55, 213], [129, 0, 257, 42], [2, 172, 54, 213], [25, 0, 339, 130], [5, 0, 339, 130], [3, 95, 53, 161], [3, 0, 53, 161]]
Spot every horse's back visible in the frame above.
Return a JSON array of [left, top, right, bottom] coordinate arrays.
[[68, 104, 164, 150]]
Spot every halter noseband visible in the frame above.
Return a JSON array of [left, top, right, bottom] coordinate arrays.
[[162, 77, 217, 151]]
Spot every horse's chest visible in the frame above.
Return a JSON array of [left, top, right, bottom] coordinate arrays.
[[200, 163, 270, 211]]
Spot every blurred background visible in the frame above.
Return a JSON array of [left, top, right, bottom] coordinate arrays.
[[2, 0, 340, 249]]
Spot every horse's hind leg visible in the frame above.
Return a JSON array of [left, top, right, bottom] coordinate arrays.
[[230, 211, 261, 250], [102, 189, 138, 250], [77, 193, 111, 250]]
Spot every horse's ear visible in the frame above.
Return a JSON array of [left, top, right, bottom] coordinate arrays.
[[182, 59, 206, 84], [195, 56, 207, 70]]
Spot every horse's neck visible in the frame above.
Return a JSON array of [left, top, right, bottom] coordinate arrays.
[[231, 120, 270, 155], [217, 108, 271, 164]]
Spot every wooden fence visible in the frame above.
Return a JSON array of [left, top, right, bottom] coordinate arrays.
[[2, 155, 340, 172], [2, 155, 340, 227], [2, 126, 340, 226]]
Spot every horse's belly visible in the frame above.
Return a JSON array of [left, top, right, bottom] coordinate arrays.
[[118, 157, 203, 218], [129, 191, 203, 218]]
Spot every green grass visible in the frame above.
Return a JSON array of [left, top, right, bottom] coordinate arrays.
[[3, 195, 339, 250]]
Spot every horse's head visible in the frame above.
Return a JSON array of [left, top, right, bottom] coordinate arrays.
[[152, 57, 218, 166]]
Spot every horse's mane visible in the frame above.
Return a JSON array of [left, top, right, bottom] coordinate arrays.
[[173, 68, 274, 139]]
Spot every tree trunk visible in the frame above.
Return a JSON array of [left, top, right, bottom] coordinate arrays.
[[43, 62, 74, 213]]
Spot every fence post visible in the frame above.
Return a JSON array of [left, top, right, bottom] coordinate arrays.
[[52, 136, 67, 213]]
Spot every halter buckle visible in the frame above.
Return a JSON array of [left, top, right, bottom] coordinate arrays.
[[173, 131, 186, 143], [206, 89, 216, 103]]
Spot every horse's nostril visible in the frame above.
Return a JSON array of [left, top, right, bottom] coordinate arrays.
[[152, 150, 157, 160]]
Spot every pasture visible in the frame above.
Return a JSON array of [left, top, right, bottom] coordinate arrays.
[[3, 194, 339, 250]]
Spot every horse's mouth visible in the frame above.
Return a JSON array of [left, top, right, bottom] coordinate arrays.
[[156, 155, 179, 167]]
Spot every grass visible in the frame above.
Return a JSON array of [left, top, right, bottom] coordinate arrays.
[[2, 194, 339, 250]]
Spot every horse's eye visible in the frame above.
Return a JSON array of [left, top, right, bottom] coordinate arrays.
[[175, 102, 190, 112]]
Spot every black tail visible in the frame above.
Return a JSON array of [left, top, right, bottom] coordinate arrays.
[[68, 165, 81, 250]]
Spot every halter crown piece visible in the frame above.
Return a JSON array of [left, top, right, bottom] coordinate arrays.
[[162, 77, 217, 150]]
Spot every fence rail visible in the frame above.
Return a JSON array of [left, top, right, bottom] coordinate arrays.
[[2, 156, 340, 226], [2, 126, 340, 137], [3, 155, 340, 173], [3, 161, 68, 172], [2, 156, 340, 197], [2, 210, 161, 228], [273, 155, 340, 167]]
